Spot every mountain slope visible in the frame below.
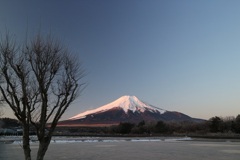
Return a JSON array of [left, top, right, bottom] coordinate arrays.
[[59, 95, 203, 126], [69, 95, 165, 120]]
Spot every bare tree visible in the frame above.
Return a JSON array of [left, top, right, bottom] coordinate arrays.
[[0, 80, 4, 118], [0, 33, 85, 160]]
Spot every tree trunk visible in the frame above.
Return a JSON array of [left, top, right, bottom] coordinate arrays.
[[36, 137, 51, 160], [22, 125, 31, 160]]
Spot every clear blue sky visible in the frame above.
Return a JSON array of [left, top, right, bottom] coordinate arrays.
[[1, 0, 240, 120]]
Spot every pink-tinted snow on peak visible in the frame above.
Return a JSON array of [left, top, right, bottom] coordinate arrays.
[[69, 95, 166, 120]]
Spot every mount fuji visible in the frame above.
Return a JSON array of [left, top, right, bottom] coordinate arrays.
[[58, 95, 203, 126]]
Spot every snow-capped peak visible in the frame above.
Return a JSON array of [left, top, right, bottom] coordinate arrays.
[[69, 95, 166, 120]]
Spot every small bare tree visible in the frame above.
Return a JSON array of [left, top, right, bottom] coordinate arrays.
[[0, 33, 85, 160]]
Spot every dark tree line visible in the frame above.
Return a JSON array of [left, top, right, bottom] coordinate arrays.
[[2, 115, 240, 136], [108, 115, 240, 135], [208, 115, 240, 133], [0, 117, 21, 128]]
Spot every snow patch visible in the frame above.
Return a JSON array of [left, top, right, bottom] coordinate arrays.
[[2, 136, 192, 144]]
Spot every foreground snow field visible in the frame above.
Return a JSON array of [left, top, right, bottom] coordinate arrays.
[[1, 137, 240, 160]]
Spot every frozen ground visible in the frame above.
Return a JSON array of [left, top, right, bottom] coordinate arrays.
[[0, 137, 240, 160]]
